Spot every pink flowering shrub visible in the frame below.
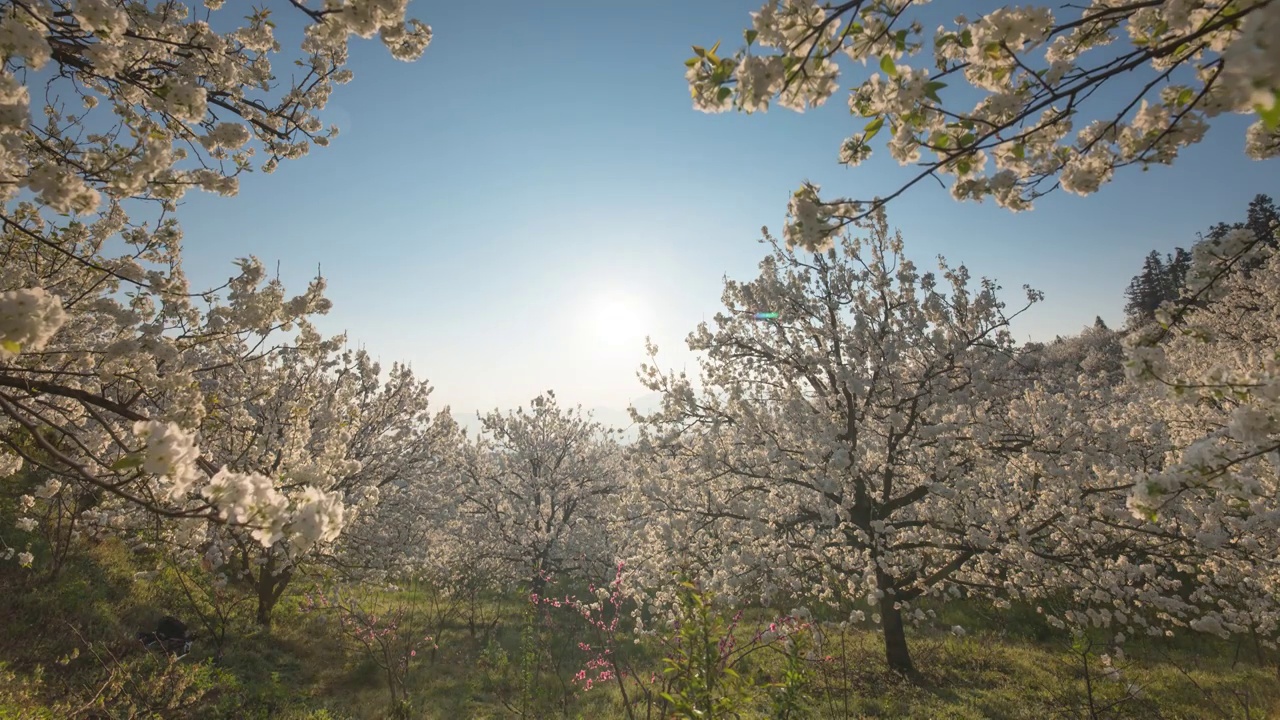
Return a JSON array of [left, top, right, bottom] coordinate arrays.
[[533, 564, 814, 719], [301, 587, 437, 711]]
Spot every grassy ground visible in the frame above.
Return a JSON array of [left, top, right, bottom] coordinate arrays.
[[0, 540, 1277, 719]]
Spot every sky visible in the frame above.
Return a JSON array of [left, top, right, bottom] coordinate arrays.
[[172, 0, 1279, 429]]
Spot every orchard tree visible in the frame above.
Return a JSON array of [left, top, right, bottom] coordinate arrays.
[[190, 333, 457, 626], [450, 391, 624, 592], [1123, 196, 1280, 514], [1125, 233, 1280, 544], [0, 251, 348, 570], [682, 3, 1280, 586], [1017, 317, 1126, 391], [629, 211, 1069, 675], [685, 0, 1278, 247], [0, 1, 433, 562], [1007, 239, 1280, 648]]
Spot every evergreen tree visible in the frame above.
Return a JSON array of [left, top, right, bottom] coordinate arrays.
[[1124, 194, 1275, 327], [1163, 247, 1192, 302], [1124, 250, 1167, 325], [1203, 194, 1277, 250], [1245, 194, 1279, 254]]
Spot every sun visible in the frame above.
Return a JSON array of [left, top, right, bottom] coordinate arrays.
[[585, 292, 650, 349]]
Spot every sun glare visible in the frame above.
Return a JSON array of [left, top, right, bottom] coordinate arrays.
[[585, 292, 651, 349]]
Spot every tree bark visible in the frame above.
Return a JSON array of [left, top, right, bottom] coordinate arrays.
[[254, 554, 293, 628], [256, 574, 276, 628], [879, 594, 915, 677]]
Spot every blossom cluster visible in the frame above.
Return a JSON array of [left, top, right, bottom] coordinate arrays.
[[0, 1, 432, 217], [687, 0, 1280, 247], [0, 288, 66, 359], [125, 421, 348, 550]]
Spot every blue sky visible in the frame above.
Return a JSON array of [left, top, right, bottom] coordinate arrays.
[[173, 0, 1278, 425]]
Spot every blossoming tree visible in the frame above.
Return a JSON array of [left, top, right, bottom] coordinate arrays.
[[627, 213, 1279, 675], [1118, 233, 1280, 641], [686, 0, 1278, 245], [191, 333, 457, 626], [684, 4, 1280, 636], [0, 249, 343, 565], [629, 212, 1063, 675], [0, 0, 433, 565], [450, 391, 625, 592]]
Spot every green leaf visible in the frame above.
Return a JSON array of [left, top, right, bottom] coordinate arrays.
[[1176, 87, 1194, 106], [744, 28, 758, 44], [684, 56, 699, 67], [956, 158, 971, 175], [692, 45, 706, 57], [111, 454, 145, 472], [924, 80, 947, 102], [879, 54, 897, 77], [716, 86, 732, 102], [1256, 90, 1280, 130], [863, 116, 884, 141], [0, 340, 19, 355], [959, 132, 975, 147], [1012, 143, 1026, 159], [959, 29, 973, 48]]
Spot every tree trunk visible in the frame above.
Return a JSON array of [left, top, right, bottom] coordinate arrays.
[[256, 572, 277, 628], [254, 554, 293, 628], [530, 553, 549, 596], [879, 595, 915, 677]]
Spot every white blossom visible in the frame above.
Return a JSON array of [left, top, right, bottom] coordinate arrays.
[[0, 288, 67, 358], [690, 0, 1280, 219]]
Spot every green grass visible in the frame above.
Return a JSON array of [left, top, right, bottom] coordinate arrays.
[[1, 541, 1277, 719]]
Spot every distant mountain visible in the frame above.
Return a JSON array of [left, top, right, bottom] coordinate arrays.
[[589, 391, 662, 427], [448, 392, 664, 442]]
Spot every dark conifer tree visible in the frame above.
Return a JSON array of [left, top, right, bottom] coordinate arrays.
[[1245, 194, 1279, 257], [1163, 247, 1191, 302], [1124, 250, 1166, 325], [1124, 194, 1276, 327]]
